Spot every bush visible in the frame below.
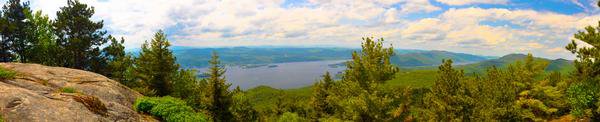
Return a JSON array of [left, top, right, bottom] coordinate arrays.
[[277, 112, 306, 122], [60, 87, 77, 93], [0, 67, 16, 79], [134, 96, 208, 122]]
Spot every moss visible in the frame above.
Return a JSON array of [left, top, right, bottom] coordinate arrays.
[[134, 96, 208, 122], [0, 114, 4, 122], [0, 67, 16, 80], [72, 95, 108, 116], [60, 87, 77, 93]]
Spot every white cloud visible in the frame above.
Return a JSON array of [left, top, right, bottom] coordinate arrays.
[[436, 0, 508, 5], [395, 7, 598, 59], [2, 0, 595, 59]]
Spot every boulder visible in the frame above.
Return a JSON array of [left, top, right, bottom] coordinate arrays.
[[0, 63, 157, 122]]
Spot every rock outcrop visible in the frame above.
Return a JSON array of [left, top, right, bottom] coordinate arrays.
[[0, 63, 157, 122]]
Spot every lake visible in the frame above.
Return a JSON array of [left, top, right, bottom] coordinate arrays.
[[196, 60, 348, 89]]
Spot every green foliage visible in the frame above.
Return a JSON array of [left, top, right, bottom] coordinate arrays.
[[317, 37, 409, 121], [311, 72, 334, 119], [230, 92, 259, 121], [102, 36, 134, 83], [131, 30, 179, 96], [277, 112, 306, 122], [0, 66, 15, 79], [564, 13, 600, 119], [171, 69, 206, 111], [387, 69, 437, 88], [60, 87, 77, 93], [53, 0, 108, 71], [203, 52, 234, 121], [134, 96, 208, 122], [421, 59, 476, 121], [25, 10, 61, 66], [1, 0, 32, 62]]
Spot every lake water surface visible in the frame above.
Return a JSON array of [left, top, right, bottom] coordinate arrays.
[[196, 60, 348, 89]]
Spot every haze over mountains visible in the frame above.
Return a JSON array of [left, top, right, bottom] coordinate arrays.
[[168, 46, 499, 68]]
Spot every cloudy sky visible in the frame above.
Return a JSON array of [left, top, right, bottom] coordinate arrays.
[[5, 0, 600, 59]]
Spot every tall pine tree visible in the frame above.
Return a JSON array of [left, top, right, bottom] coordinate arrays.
[[421, 59, 475, 121], [204, 52, 234, 122], [53, 0, 108, 71], [1, 0, 32, 62], [102, 36, 133, 82], [565, 11, 600, 118], [311, 72, 334, 119], [132, 30, 179, 96]]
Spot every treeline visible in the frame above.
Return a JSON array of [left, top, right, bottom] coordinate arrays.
[[4, 0, 600, 121], [0, 0, 247, 121]]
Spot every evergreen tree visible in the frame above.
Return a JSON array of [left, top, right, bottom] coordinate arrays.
[[26, 10, 61, 66], [102, 36, 133, 82], [231, 92, 259, 121], [311, 72, 334, 119], [565, 12, 600, 118], [1, 0, 32, 62], [0, 6, 12, 62], [327, 37, 406, 121], [342, 37, 398, 91], [53, 0, 108, 71], [132, 30, 179, 96], [204, 52, 234, 122], [421, 59, 475, 121]]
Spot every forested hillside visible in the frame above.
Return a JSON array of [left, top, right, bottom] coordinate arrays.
[[0, 0, 599, 122]]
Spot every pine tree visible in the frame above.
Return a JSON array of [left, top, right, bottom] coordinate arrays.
[[26, 10, 61, 66], [0, 6, 12, 62], [231, 92, 259, 121], [422, 59, 475, 121], [102, 36, 133, 82], [311, 72, 334, 119], [565, 12, 600, 118], [1, 0, 32, 62], [342, 37, 398, 91], [327, 37, 405, 121], [204, 52, 233, 121], [53, 0, 108, 70], [132, 30, 179, 96]]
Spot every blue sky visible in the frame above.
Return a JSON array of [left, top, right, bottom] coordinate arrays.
[[5, 0, 600, 59]]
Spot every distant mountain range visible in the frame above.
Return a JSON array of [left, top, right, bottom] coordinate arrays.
[[168, 47, 497, 68]]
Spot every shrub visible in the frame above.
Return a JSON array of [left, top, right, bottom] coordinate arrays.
[[60, 87, 77, 93], [0, 67, 16, 80], [134, 96, 208, 122], [277, 112, 306, 122]]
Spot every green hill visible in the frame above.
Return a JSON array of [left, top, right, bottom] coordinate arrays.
[[458, 54, 574, 73]]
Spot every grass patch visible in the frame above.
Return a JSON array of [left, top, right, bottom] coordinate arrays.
[[72, 94, 108, 116], [60, 87, 77, 93], [386, 69, 437, 88], [0, 67, 16, 80], [134, 96, 208, 122]]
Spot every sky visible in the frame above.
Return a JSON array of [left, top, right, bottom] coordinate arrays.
[[3, 0, 600, 59]]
